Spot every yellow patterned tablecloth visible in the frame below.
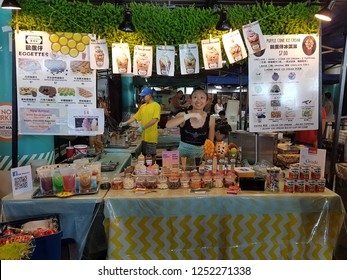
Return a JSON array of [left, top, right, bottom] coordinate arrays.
[[104, 188, 345, 260]]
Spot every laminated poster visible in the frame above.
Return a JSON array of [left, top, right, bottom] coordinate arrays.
[[133, 45, 153, 77], [201, 38, 223, 70], [179, 43, 199, 75], [89, 38, 109, 70], [242, 21, 266, 55], [156, 45, 175, 76], [15, 30, 97, 135], [112, 43, 132, 74], [248, 34, 319, 133], [67, 108, 105, 136], [222, 30, 248, 64]]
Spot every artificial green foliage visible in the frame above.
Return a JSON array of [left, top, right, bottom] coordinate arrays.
[[9, 0, 319, 69]]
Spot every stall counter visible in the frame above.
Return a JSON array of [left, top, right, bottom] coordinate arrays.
[[104, 188, 345, 260]]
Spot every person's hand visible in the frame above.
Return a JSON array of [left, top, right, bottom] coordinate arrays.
[[184, 113, 203, 123], [119, 121, 128, 128], [136, 126, 145, 134]]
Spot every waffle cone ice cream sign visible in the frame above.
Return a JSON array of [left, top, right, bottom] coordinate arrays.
[[242, 21, 266, 55], [179, 43, 199, 75], [112, 43, 131, 74], [222, 30, 248, 64], [201, 38, 223, 70], [156, 45, 175, 76], [133, 45, 153, 77]]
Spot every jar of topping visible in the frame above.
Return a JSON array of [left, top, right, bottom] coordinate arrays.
[[168, 175, 180, 189], [213, 175, 224, 188], [190, 175, 201, 189], [123, 173, 135, 189], [145, 176, 157, 189], [224, 173, 236, 188], [202, 174, 213, 189], [100, 176, 111, 190], [135, 176, 146, 188], [157, 175, 168, 189], [180, 174, 190, 188], [111, 175, 123, 190]]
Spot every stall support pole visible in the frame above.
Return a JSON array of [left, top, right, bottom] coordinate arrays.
[[318, 24, 323, 148], [329, 35, 347, 191], [11, 15, 18, 168]]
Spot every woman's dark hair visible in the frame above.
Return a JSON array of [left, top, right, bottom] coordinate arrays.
[[215, 122, 231, 135], [192, 87, 208, 98]]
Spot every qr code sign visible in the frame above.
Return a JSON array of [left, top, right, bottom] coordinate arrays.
[[14, 176, 29, 191]]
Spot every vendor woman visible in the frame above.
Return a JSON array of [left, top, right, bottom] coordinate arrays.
[[166, 87, 215, 160]]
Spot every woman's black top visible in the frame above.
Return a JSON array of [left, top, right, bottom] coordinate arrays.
[[180, 112, 210, 146]]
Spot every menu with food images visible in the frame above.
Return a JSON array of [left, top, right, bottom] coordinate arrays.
[[179, 43, 199, 75], [201, 38, 223, 70], [15, 30, 97, 135], [156, 45, 175, 76], [248, 34, 319, 132]]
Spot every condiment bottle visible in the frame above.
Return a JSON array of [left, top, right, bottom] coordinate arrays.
[[138, 153, 145, 165], [145, 154, 153, 166]]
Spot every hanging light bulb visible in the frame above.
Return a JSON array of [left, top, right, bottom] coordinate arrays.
[[1, 0, 21, 9], [315, 0, 336, 22], [216, 9, 231, 31], [119, 10, 135, 32]]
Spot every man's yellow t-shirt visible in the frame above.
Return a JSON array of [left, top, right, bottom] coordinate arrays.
[[134, 101, 161, 143]]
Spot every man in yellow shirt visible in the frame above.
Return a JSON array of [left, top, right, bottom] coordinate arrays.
[[119, 87, 161, 157]]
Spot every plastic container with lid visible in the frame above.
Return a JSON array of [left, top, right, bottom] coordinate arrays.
[[202, 174, 213, 189], [145, 176, 157, 189], [157, 175, 168, 189], [111, 175, 123, 190], [135, 176, 146, 188], [168, 175, 180, 189], [213, 175, 224, 188], [190, 175, 201, 189], [123, 173, 135, 189]]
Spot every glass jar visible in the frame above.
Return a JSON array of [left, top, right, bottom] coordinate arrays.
[[224, 173, 236, 188], [213, 175, 224, 188], [180, 174, 190, 188], [111, 175, 123, 190], [123, 173, 135, 190], [202, 174, 213, 189], [157, 175, 168, 189], [190, 175, 201, 189], [135, 176, 146, 188], [145, 176, 157, 189], [168, 176, 180, 189]]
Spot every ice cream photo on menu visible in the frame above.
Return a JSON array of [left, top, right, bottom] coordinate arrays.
[[179, 43, 199, 75], [112, 43, 131, 74], [201, 38, 222, 70], [156, 45, 175, 76], [133, 45, 153, 77], [89, 39, 109, 70], [222, 30, 248, 64], [242, 21, 266, 55]]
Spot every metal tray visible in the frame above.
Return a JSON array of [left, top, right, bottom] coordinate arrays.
[[32, 186, 99, 199]]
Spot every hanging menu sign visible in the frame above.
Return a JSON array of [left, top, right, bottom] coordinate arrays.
[[15, 30, 97, 135], [248, 34, 319, 133]]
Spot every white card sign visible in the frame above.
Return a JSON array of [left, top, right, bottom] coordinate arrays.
[[11, 165, 33, 196], [299, 147, 326, 177]]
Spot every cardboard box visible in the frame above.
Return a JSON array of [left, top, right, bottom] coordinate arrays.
[[234, 167, 255, 178]]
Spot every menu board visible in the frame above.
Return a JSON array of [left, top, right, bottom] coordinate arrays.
[[15, 30, 97, 135], [248, 34, 319, 132]]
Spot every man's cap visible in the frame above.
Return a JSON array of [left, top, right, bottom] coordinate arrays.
[[139, 88, 153, 97]]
